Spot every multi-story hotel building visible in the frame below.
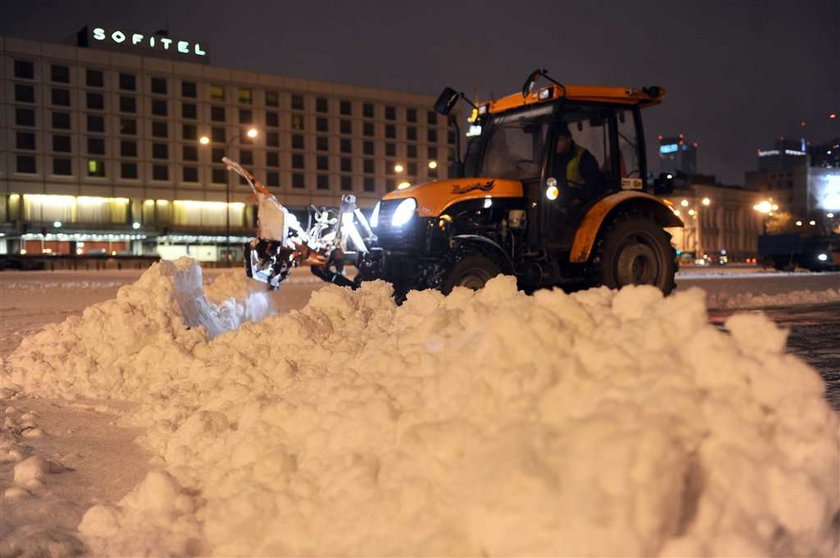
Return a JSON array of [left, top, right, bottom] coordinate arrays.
[[1, 30, 455, 260]]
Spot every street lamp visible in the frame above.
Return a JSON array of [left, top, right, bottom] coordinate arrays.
[[753, 199, 775, 234], [200, 127, 259, 264]]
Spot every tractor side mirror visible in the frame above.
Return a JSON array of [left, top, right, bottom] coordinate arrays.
[[521, 69, 542, 97], [434, 87, 460, 116]]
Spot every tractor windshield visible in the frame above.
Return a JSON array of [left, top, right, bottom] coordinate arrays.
[[464, 104, 553, 180]]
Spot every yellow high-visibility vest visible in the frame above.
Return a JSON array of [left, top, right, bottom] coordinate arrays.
[[566, 144, 586, 186]]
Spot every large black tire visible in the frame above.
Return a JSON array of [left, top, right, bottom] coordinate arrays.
[[441, 254, 502, 294], [590, 213, 677, 294]]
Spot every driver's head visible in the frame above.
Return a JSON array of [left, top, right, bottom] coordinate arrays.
[[556, 125, 573, 154]]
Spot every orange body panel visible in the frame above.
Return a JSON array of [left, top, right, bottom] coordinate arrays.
[[487, 84, 664, 115], [383, 178, 524, 217], [569, 191, 678, 263]]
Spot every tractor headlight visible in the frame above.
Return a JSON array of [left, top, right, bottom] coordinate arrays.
[[391, 198, 417, 227], [370, 201, 381, 228]]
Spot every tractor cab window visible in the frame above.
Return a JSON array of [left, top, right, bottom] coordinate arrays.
[[616, 108, 641, 183], [554, 107, 614, 194], [474, 104, 552, 180]]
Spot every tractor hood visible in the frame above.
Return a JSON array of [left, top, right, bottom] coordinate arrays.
[[382, 177, 524, 218]]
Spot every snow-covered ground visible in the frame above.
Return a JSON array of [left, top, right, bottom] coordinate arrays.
[[0, 263, 838, 556]]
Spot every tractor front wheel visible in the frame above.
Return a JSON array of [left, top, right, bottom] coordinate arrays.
[[441, 254, 502, 294], [591, 214, 676, 294]]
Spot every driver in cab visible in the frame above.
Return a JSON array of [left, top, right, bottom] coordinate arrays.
[[553, 125, 602, 194]]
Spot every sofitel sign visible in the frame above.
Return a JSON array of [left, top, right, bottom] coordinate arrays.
[[77, 25, 209, 62]]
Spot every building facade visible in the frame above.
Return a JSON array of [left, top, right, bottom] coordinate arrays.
[[658, 134, 698, 176], [1, 34, 456, 260]]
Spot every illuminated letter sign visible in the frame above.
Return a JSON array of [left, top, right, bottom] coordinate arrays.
[[79, 25, 209, 62], [659, 144, 679, 154]]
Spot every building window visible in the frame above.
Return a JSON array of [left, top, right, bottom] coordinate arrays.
[[363, 103, 374, 118], [121, 162, 138, 179], [238, 88, 253, 104], [51, 88, 70, 106], [152, 143, 168, 159], [340, 119, 352, 135], [407, 108, 417, 123], [53, 158, 72, 175], [183, 145, 198, 161], [151, 77, 167, 95], [14, 60, 34, 79], [152, 121, 168, 138], [87, 159, 105, 177], [152, 99, 168, 116], [363, 159, 374, 174], [340, 138, 352, 153], [266, 151, 279, 167], [14, 84, 35, 103], [266, 132, 279, 147], [87, 115, 105, 132], [120, 118, 137, 135], [316, 98, 328, 113], [119, 96, 136, 113], [212, 127, 226, 143], [211, 106, 226, 122], [212, 168, 227, 183], [291, 94, 304, 110], [427, 111, 437, 125], [407, 127, 417, 141], [363, 141, 374, 155], [266, 171, 279, 187], [52, 112, 71, 129], [340, 158, 352, 172], [211, 147, 225, 161], [266, 111, 279, 127], [385, 124, 396, 139], [182, 124, 197, 140], [317, 174, 329, 190], [427, 129, 438, 143], [87, 92, 104, 110], [16, 132, 36, 150], [292, 173, 305, 188], [182, 103, 197, 119], [16, 155, 36, 173], [363, 122, 374, 137], [15, 108, 36, 127], [182, 81, 197, 97], [385, 106, 396, 120], [239, 108, 253, 124], [119, 73, 136, 91], [87, 138, 105, 155], [210, 85, 225, 100], [240, 150, 253, 165], [385, 143, 396, 157], [291, 114, 305, 130], [86, 69, 104, 87], [340, 175, 353, 191], [408, 162, 417, 176], [407, 144, 417, 158], [52, 135, 71, 152], [340, 100, 352, 115], [266, 91, 279, 107], [292, 154, 305, 169], [364, 177, 375, 192], [48, 64, 69, 83], [448, 130, 456, 145], [428, 146, 437, 159], [153, 165, 169, 181], [316, 136, 329, 152], [292, 134, 305, 150], [120, 140, 137, 157], [182, 167, 199, 182]]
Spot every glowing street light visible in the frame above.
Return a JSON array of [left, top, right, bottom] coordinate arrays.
[[246, 127, 258, 139], [680, 199, 689, 207], [701, 197, 711, 206], [428, 160, 438, 170], [53, 221, 62, 228], [809, 220, 816, 226], [688, 209, 696, 216], [796, 221, 803, 226], [753, 200, 773, 214], [394, 163, 405, 173], [199, 135, 210, 145]]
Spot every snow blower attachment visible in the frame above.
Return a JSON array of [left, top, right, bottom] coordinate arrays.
[[223, 157, 375, 289]]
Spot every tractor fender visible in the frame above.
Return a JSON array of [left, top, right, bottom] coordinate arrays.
[[569, 191, 683, 263], [448, 235, 516, 274]]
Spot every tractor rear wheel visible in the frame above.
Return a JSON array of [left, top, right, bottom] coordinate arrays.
[[591, 213, 676, 294], [441, 254, 502, 294]]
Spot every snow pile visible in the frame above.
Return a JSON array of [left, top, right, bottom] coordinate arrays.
[[708, 287, 840, 309], [3, 263, 839, 557]]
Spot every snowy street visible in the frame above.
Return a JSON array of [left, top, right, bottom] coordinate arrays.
[[0, 263, 838, 556]]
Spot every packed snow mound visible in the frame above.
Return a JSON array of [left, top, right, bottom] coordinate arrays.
[[707, 287, 840, 309], [3, 264, 839, 557]]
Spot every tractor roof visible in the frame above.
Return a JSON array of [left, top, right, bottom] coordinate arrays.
[[483, 84, 665, 115]]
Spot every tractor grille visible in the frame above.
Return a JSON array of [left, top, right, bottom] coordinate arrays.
[[374, 199, 422, 251]]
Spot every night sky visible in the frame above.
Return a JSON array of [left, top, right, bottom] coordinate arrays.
[[2, 0, 838, 184]]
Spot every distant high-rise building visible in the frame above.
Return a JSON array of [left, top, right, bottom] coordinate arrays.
[[755, 137, 808, 172], [658, 135, 698, 175]]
